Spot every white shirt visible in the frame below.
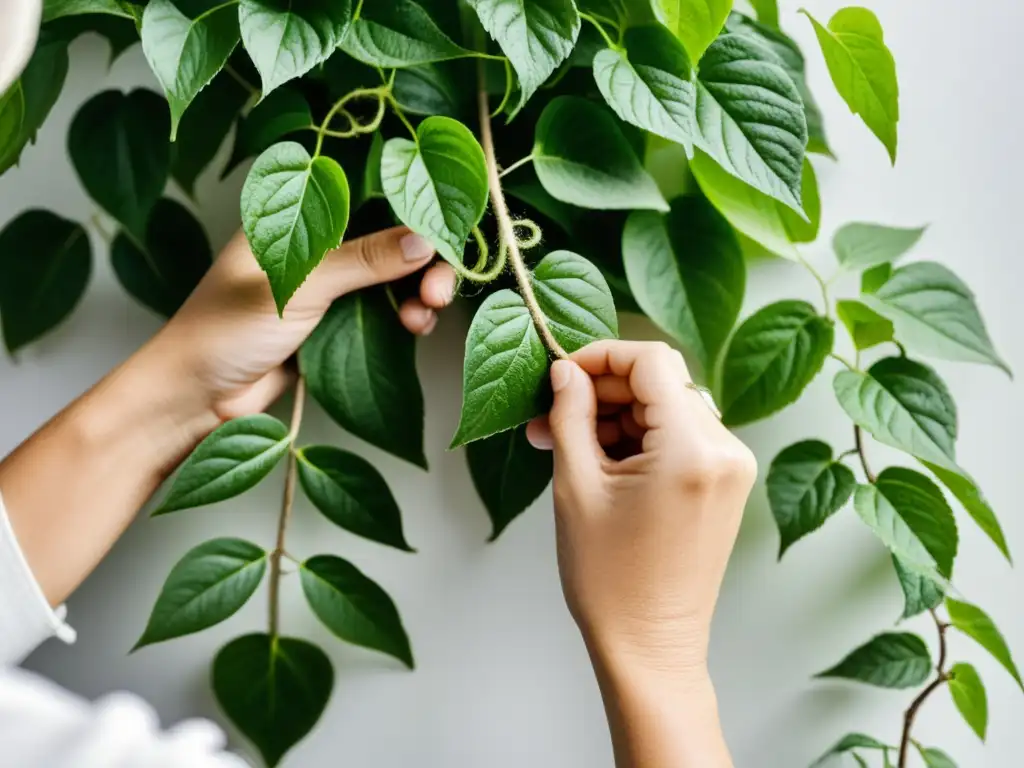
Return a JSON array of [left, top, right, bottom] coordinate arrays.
[[0, 493, 250, 767]]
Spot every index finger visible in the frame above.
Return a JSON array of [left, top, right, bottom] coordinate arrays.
[[569, 340, 692, 410]]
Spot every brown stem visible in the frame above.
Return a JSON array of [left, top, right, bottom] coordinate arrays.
[[475, 63, 568, 360], [897, 610, 950, 767], [854, 425, 876, 483], [268, 378, 306, 637]]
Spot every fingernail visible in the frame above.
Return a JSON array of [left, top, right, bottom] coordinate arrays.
[[421, 312, 438, 335], [551, 360, 573, 392], [528, 431, 554, 450], [400, 233, 433, 262]]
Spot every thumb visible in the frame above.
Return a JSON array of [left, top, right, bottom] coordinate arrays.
[[547, 360, 603, 483]]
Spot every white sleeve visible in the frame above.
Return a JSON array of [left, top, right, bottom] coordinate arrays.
[[0, 490, 77, 665]]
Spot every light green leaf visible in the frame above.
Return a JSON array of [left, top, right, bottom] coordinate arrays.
[[467, 425, 553, 540], [340, 0, 470, 68], [223, 86, 312, 178], [652, 0, 731, 63], [833, 356, 959, 474], [0, 210, 90, 354], [816, 632, 932, 689], [300, 289, 426, 468], [924, 464, 1010, 562], [296, 445, 411, 551], [767, 440, 856, 558], [212, 633, 332, 768], [801, 7, 898, 163], [893, 556, 945, 620], [155, 414, 291, 514], [915, 745, 958, 768], [592, 25, 696, 149], [68, 89, 170, 240], [381, 116, 488, 268], [240, 141, 350, 313], [834, 222, 926, 270], [946, 598, 1024, 691], [533, 96, 667, 211], [949, 663, 988, 741], [452, 250, 617, 447], [239, 0, 353, 95], [780, 159, 819, 244], [42, 0, 139, 24], [134, 538, 266, 650], [719, 300, 834, 426], [622, 196, 744, 372], [836, 299, 894, 351], [467, 0, 580, 113], [810, 734, 891, 768], [300, 554, 414, 668], [749, 0, 778, 28], [140, 0, 240, 139], [862, 261, 1010, 375], [694, 34, 807, 212], [861, 262, 892, 294]]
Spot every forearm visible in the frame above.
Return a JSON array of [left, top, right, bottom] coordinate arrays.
[[0, 335, 218, 606]]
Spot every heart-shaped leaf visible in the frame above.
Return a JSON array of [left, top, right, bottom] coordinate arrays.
[[155, 414, 291, 514], [340, 0, 470, 68], [836, 299, 894, 351], [834, 222, 926, 270], [381, 116, 488, 267], [223, 87, 312, 178], [134, 538, 266, 650], [213, 633, 333, 768], [0, 35, 69, 174], [949, 663, 988, 741], [816, 632, 932, 689], [393, 62, 472, 120], [946, 598, 1023, 690], [652, 0, 731, 64], [300, 554, 414, 668], [241, 141, 351, 313]]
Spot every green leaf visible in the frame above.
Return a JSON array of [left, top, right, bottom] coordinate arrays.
[[801, 8, 899, 163], [300, 554, 414, 668], [593, 25, 696, 149], [622, 196, 744, 372], [946, 598, 1024, 691], [915, 745, 958, 768], [652, 0, 730, 63], [0, 84, 27, 175], [949, 662, 987, 741], [134, 538, 266, 650], [296, 445, 411, 551], [766, 440, 855, 558], [861, 262, 1010, 375], [467, 0, 580, 113], [719, 300, 834, 427], [834, 357, 959, 474], [381, 116, 488, 268], [393, 62, 472, 120], [924, 465, 1010, 562], [111, 198, 211, 317], [300, 289, 426, 468], [467, 425, 553, 540], [223, 87, 311, 178], [239, 0, 353, 95], [810, 734, 891, 767], [68, 89, 170, 240], [690, 150, 798, 259], [834, 222, 926, 270], [212, 633, 332, 768], [533, 96, 667, 211], [780, 159, 819, 244], [340, 0, 470, 68], [240, 141, 351, 313], [816, 632, 931, 689], [893, 556, 944, 620], [452, 250, 618, 447], [42, 0, 139, 24], [155, 414, 291, 514], [694, 34, 807, 212], [47, 14, 140, 65], [140, 0, 240, 139], [836, 299, 894, 351], [861, 262, 892, 294], [749, 0, 778, 28]]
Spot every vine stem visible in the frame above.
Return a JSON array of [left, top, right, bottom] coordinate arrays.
[[897, 610, 950, 767], [498, 154, 534, 178], [268, 378, 306, 637], [797, 254, 831, 318], [476, 62, 567, 360], [854, 425, 876, 483]]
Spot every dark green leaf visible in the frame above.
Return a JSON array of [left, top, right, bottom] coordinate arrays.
[[68, 89, 170, 240], [300, 289, 426, 468], [946, 598, 1023, 690], [223, 87, 311, 179], [810, 733, 891, 767], [651, 0, 730, 63], [111, 198, 211, 317], [340, 0, 470, 68], [134, 538, 266, 650], [834, 222, 925, 270], [766, 440, 855, 557], [452, 250, 617, 446], [622, 196, 744, 372], [300, 554, 414, 667], [47, 14, 140, 65], [0, 35, 69, 174], [296, 445, 411, 551], [0, 210, 90, 354], [213, 633, 332, 768], [924, 464, 1010, 562], [949, 662, 987, 741], [394, 62, 471, 119], [816, 632, 931, 689], [534, 96, 667, 211], [43, 0, 140, 24], [467, 425, 553, 540], [240, 141, 350, 312], [893, 555, 945, 620], [836, 299, 894, 351], [0, 83, 27, 175], [155, 414, 291, 514], [719, 300, 834, 426]]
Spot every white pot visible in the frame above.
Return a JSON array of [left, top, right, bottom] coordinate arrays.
[[0, 0, 43, 95]]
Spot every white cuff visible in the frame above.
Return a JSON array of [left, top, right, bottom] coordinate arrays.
[[0, 490, 76, 666]]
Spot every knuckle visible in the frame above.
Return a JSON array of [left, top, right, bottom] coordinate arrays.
[[676, 441, 758, 493], [354, 235, 392, 275]]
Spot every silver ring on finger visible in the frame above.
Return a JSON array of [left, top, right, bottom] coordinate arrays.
[[685, 382, 722, 420]]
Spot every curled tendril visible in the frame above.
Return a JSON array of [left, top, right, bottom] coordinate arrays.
[[451, 217, 544, 287]]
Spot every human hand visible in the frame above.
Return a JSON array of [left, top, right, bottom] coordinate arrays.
[[526, 340, 757, 676]]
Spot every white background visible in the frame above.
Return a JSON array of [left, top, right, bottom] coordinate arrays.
[[2, 1, 1022, 766]]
